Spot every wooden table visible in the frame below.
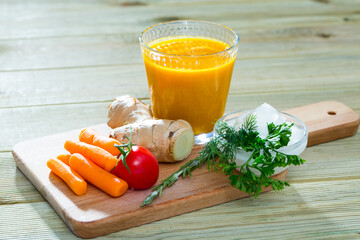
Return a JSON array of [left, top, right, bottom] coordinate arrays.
[[1, 0, 360, 239]]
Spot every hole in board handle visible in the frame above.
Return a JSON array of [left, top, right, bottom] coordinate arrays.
[[328, 111, 336, 115]]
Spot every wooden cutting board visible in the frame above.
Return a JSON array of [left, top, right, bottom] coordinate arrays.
[[12, 101, 359, 238]]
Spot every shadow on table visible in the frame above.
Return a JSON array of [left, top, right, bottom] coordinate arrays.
[[15, 165, 359, 239], [14, 167, 82, 239]]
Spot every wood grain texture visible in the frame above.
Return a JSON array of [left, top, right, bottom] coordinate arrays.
[[2, 0, 360, 239], [1, 0, 360, 41], [1, 32, 359, 72], [2, 55, 360, 108], [2, 90, 359, 152], [12, 101, 359, 238], [3, 132, 360, 205], [1, 5, 360, 72], [286, 101, 360, 146], [1, 179, 359, 239], [0, 152, 43, 204], [12, 124, 287, 238]]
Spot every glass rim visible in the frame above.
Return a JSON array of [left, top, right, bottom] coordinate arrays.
[[139, 20, 240, 58], [215, 110, 308, 148]]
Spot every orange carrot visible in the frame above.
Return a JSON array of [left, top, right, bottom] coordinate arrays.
[[69, 153, 128, 197], [47, 158, 87, 196], [64, 140, 118, 172], [56, 154, 71, 165], [79, 128, 121, 156]]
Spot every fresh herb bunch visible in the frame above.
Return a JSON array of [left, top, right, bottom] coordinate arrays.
[[141, 115, 306, 207]]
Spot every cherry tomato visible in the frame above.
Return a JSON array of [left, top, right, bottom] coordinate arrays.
[[112, 146, 159, 190]]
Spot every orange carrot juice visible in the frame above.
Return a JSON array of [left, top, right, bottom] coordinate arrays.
[[142, 37, 236, 135]]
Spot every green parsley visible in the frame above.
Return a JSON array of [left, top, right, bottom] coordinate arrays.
[[141, 114, 306, 207]]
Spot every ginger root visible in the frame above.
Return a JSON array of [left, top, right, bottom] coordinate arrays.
[[107, 95, 152, 128], [107, 96, 194, 162]]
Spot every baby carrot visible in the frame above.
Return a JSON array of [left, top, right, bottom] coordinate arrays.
[[79, 128, 121, 156], [56, 154, 71, 165], [47, 158, 87, 196], [64, 140, 118, 172], [69, 153, 128, 197]]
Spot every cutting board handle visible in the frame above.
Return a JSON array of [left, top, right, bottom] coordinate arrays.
[[285, 101, 360, 146]]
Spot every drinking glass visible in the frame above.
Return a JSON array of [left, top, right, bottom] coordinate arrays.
[[139, 20, 239, 144]]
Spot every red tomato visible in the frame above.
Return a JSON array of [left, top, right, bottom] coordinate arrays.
[[112, 146, 159, 190]]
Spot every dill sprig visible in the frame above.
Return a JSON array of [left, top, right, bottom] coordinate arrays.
[[141, 115, 306, 207]]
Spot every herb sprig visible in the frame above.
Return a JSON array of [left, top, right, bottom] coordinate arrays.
[[141, 115, 305, 207]]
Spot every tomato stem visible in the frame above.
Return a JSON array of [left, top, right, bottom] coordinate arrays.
[[113, 127, 133, 174]]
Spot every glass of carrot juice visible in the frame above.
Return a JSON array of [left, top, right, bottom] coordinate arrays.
[[139, 20, 239, 144]]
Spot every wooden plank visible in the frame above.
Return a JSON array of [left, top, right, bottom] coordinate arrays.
[[0, 202, 72, 240], [0, 102, 109, 152], [11, 101, 359, 238], [286, 101, 360, 146], [11, 124, 286, 238], [3, 131, 360, 205], [0, 24, 359, 72], [1, 179, 359, 239], [287, 133, 360, 182], [0, 152, 44, 204], [1, 55, 360, 108], [0, 65, 149, 108], [1, 0, 359, 239], [1, 89, 359, 152], [1, 0, 359, 40]]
